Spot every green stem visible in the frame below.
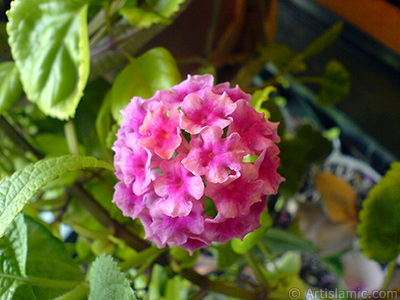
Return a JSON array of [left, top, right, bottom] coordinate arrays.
[[53, 283, 89, 300], [204, 0, 221, 58], [71, 184, 264, 299], [64, 120, 80, 156], [69, 183, 151, 252], [181, 268, 265, 300], [0, 273, 81, 289], [0, 115, 44, 160], [382, 259, 397, 291], [245, 250, 270, 290], [257, 241, 272, 260]]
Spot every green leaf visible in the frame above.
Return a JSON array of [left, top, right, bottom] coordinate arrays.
[[119, 7, 170, 29], [0, 61, 22, 114], [170, 246, 199, 269], [215, 242, 241, 270], [263, 228, 318, 254], [0, 214, 27, 299], [317, 60, 351, 106], [96, 89, 113, 151], [302, 22, 344, 59], [120, 0, 186, 29], [111, 47, 181, 124], [358, 162, 400, 262], [231, 210, 272, 254], [7, 0, 90, 120], [148, 0, 187, 18], [0, 155, 113, 239], [284, 22, 343, 74], [89, 254, 136, 300], [23, 216, 84, 299], [278, 124, 332, 195]]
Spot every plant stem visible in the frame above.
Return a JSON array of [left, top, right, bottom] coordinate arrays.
[[181, 268, 265, 300], [0, 115, 44, 160], [245, 250, 270, 290], [64, 120, 80, 155], [69, 183, 151, 252], [53, 283, 89, 300], [382, 259, 397, 291], [0, 273, 81, 289], [71, 182, 264, 299], [204, 0, 221, 58]]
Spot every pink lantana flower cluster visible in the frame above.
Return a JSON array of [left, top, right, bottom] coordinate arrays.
[[113, 74, 283, 254]]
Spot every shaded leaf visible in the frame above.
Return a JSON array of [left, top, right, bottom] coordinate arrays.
[[215, 242, 241, 270], [0, 214, 27, 299], [278, 124, 332, 195], [317, 60, 351, 106], [0, 155, 113, 239], [302, 22, 344, 59], [89, 254, 136, 300], [111, 47, 181, 124], [358, 162, 400, 262], [24, 216, 84, 299], [0, 61, 22, 114], [7, 0, 90, 119], [263, 228, 318, 254]]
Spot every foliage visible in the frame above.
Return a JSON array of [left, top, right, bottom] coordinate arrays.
[[0, 0, 395, 299]]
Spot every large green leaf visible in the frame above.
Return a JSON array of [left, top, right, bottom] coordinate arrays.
[[24, 216, 85, 299], [7, 0, 90, 120], [0, 214, 27, 300], [358, 162, 400, 262], [0, 155, 113, 239], [0, 61, 22, 114], [111, 47, 181, 124], [89, 254, 136, 300], [317, 60, 351, 106]]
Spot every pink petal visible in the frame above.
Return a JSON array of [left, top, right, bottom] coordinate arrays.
[[139, 105, 182, 159], [182, 126, 245, 183], [228, 99, 280, 154], [205, 164, 264, 218], [213, 83, 251, 102], [179, 91, 236, 134], [255, 142, 285, 195], [154, 154, 204, 217]]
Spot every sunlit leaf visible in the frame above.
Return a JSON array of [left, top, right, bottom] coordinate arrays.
[[119, 8, 170, 29], [120, 0, 186, 29], [317, 60, 351, 106], [111, 47, 181, 124], [89, 254, 136, 300], [0, 61, 22, 114], [358, 162, 400, 262], [7, 0, 90, 120], [0, 155, 113, 239]]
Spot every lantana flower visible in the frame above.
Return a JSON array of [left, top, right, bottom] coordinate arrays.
[[113, 74, 283, 254]]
